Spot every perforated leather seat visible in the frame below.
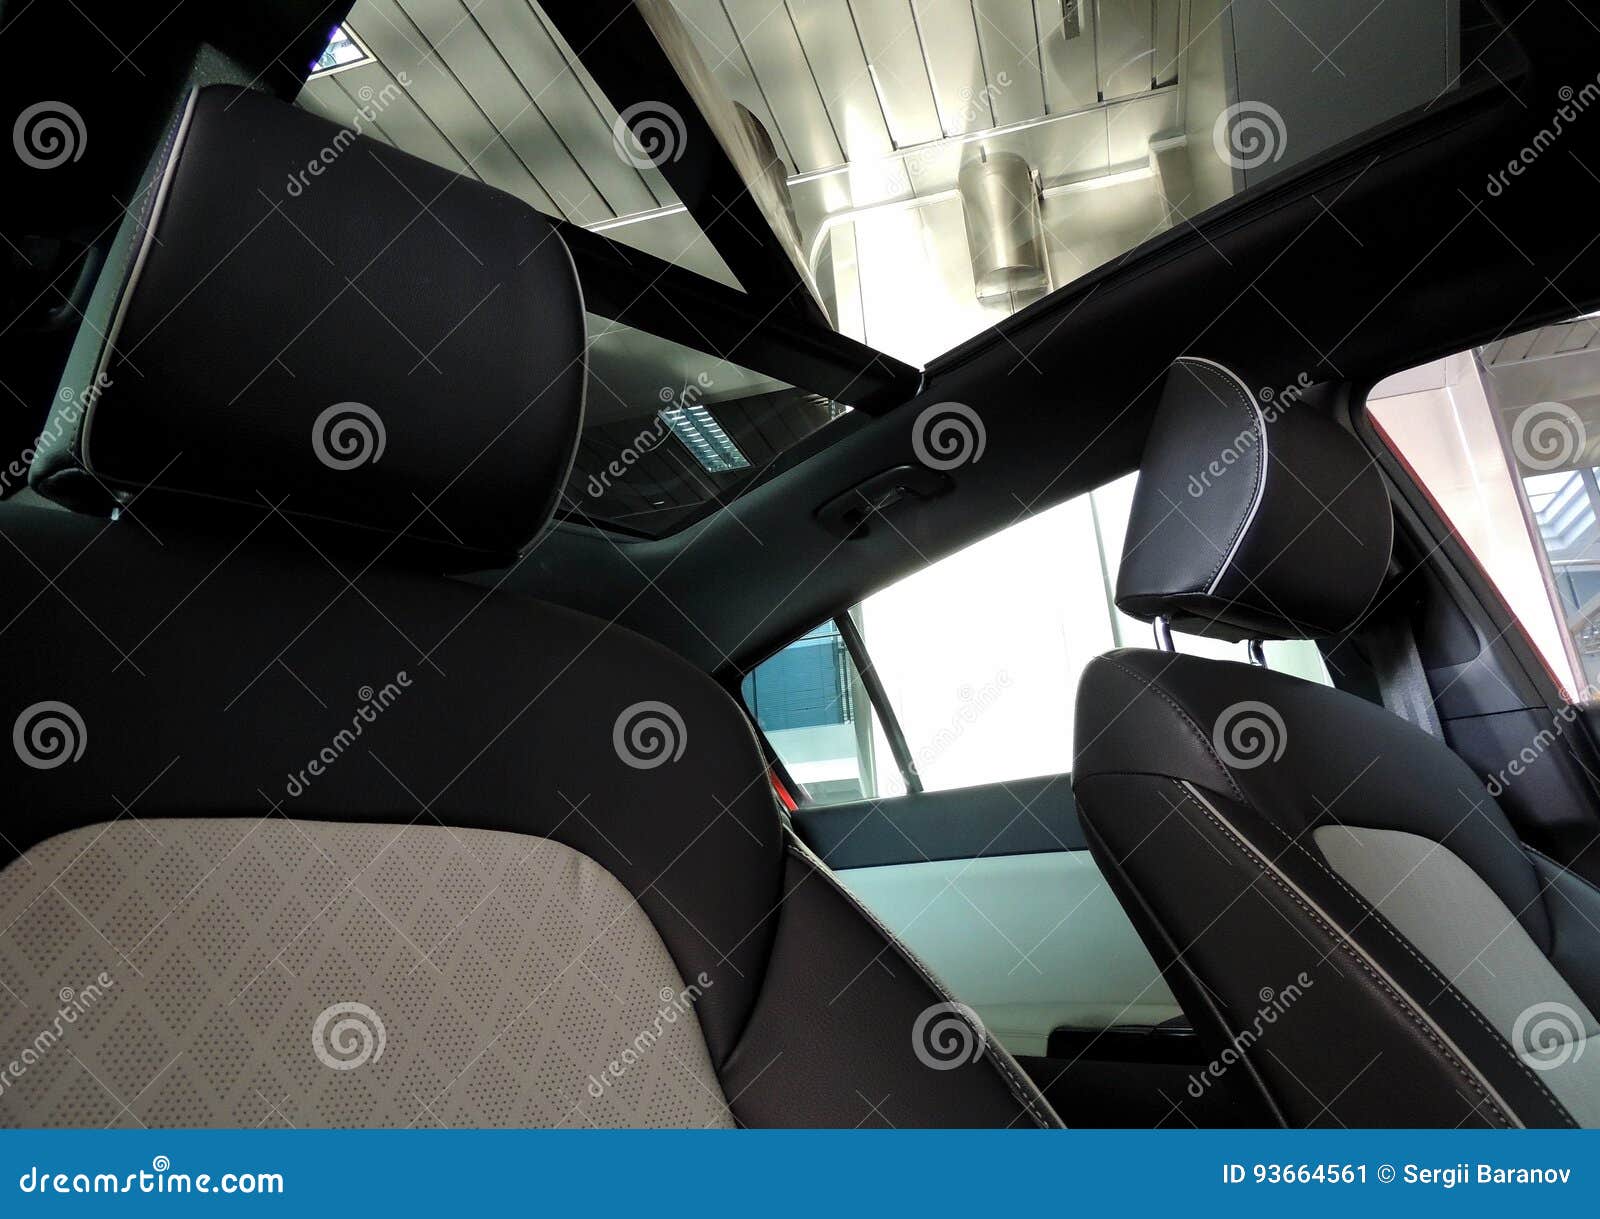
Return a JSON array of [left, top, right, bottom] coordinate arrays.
[[0, 85, 1058, 1130], [1073, 357, 1600, 1128]]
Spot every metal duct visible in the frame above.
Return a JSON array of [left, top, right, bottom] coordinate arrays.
[[957, 150, 1049, 301]]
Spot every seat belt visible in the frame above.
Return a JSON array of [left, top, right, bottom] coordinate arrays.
[[1362, 613, 1444, 739]]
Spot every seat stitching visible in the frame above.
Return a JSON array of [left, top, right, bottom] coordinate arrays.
[[1174, 358, 1263, 594], [782, 838, 1061, 1129], [1526, 845, 1600, 902], [1093, 657, 1248, 804], [1255, 814, 1577, 1125], [1172, 781, 1517, 1127]]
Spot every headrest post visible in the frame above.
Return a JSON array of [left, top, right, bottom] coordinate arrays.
[[1153, 615, 1175, 653], [1247, 639, 1267, 667]]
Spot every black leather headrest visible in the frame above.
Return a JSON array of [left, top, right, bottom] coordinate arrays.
[[32, 85, 585, 560], [1116, 357, 1393, 641]]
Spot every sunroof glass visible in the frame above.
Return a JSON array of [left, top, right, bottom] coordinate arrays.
[[295, 0, 741, 289], [564, 315, 848, 537]]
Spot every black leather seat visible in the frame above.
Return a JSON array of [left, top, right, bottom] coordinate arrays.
[[0, 85, 1058, 1129], [1073, 356, 1600, 1128]]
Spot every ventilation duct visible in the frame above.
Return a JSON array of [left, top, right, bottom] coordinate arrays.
[[957, 150, 1050, 301]]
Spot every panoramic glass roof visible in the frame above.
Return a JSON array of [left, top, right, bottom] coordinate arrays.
[[297, 2, 742, 288], [568, 316, 847, 536], [296, 1, 1498, 535], [300, 2, 1491, 357]]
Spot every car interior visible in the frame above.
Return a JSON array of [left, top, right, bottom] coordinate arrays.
[[3, 0, 1600, 1129]]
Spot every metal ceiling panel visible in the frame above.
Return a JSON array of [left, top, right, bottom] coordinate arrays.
[[475, 0, 670, 215], [1153, 0, 1181, 86], [1035, 0, 1099, 112], [301, 65, 395, 149], [391, 0, 611, 223], [912, 0, 993, 136], [1105, 90, 1177, 163], [971, 0, 1047, 126], [349, 0, 559, 213], [786, 0, 894, 161], [723, 0, 844, 171], [668, 0, 799, 169], [846, 0, 943, 149], [1097, 0, 1155, 101], [983, 106, 1109, 182]]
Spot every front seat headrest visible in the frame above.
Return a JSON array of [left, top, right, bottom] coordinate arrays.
[[31, 84, 585, 561], [1115, 356, 1393, 642]]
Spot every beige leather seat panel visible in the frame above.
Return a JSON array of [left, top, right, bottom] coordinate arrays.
[[0, 819, 733, 1128]]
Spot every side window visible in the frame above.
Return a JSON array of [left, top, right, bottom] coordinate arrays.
[[745, 475, 1330, 806], [740, 621, 903, 805], [1368, 315, 1600, 700]]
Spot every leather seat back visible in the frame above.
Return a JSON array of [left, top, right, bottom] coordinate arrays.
[[0, 85, 1057, 1130], [1073, 357, 1600, 1128]]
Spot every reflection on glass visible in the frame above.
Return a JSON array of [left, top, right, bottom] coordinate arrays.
[[564, 315, 847, 536]]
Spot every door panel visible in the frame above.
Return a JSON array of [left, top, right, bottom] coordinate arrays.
[[792, 772, 1178, 1060], [797, 773, 1084, 868]]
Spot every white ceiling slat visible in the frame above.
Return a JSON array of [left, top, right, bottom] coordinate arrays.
[[1106, 90, 1175, 163], [351, 0, 560, 213], [845, 0, 942, 150], [911, 0, 993, 137], [1098, 0, 1156, 101], [785, 0, 894, 162], [971, 0, 1047, 127], [392, 0, 611, 224], [722, 0, 845, 171], [1034, 0, 1098, 113], [1153, 0, 1181, 86], [669, 0, 799, 170], [308, 50, 480, 176], [1529, 323, 1575, 362], [473, 0, 668, 217], [526, 1, 680, 209]]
